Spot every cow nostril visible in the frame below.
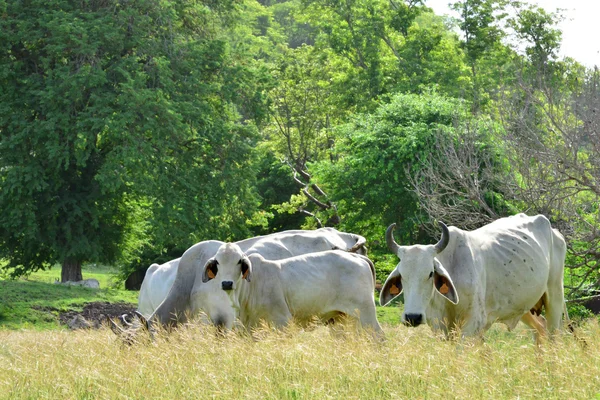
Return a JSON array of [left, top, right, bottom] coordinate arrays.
[[404, 313, 423, 327], [222, 281, 233, 291]]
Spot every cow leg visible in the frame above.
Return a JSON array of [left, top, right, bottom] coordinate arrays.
[[521, 311, 547, 345], [270, 309, 293, 330], [356, 304, 384, 341], [546, 227, 567, 335], [458, 305, 486, 339], [545, 283, 566, 335]]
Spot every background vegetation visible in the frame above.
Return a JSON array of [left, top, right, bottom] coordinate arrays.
[[1, 3, 598, 398], [1, 0, 598, 300]]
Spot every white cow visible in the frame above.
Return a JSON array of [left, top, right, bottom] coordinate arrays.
[[142, 228, 367, 329], [136, 258, 180, 318], [201, 245, 383, 336], [380, 214, 567, 342]]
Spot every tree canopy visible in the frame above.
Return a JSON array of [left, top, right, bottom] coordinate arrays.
[[1, 0, 598, 294], [0, 0, 269, 280]]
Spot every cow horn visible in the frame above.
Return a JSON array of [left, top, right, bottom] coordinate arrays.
[[386, 223, 400, 255], [108, 317, 125, 335], [434, 221, 450, 253], [119, 313, 133, 327], [133, 311, 149, 330], [348, 235, 367, 253]]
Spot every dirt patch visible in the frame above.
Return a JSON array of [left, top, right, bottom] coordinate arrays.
[[47, 302, 137, 329]]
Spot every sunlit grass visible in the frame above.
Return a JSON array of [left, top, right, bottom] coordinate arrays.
[[1, 264, 599, 398], [0, 265, 138, 330], [0, 319, 599, 399], [6, 263, 122, 289]]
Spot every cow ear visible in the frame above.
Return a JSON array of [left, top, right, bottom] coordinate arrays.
[[380, 269, 402, 306], [240, 256, 252, 282], [202, 259, 218, 283], [433, 259, 458, 304]]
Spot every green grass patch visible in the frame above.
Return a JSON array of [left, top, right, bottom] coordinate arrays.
[[14, 263, 123, 289], [0, 266, 138, 330]]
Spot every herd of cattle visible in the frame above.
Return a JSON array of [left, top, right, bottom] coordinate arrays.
[[111, 213, 569, 343]]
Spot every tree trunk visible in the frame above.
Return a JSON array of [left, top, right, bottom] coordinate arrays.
[[61, 258, 83, 282]]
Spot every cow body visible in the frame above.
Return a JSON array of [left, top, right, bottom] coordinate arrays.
[[203, 248, 382, 335], [381, 214, 566, 340], [137, 258, 180, 318], [149, 229, 367, 328]]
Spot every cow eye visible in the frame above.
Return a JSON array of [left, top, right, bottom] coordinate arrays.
[[428, 271, 433, 279]]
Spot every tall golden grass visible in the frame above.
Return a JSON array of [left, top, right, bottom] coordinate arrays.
[[1, 320, 599, 399]]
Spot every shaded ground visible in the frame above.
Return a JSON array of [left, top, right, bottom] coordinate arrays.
[[32, 302, 137, 329], [60, 302, 137, 327]]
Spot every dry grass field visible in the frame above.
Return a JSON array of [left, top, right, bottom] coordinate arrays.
[[1, 319, 599, 399]]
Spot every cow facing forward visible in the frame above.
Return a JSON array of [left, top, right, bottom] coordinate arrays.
[[380, 214, 566, 342], [202, 245, 383, 337]]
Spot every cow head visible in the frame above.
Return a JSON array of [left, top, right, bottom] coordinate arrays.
[[380, 222, 459, 327], [195, 243, 252, 329], [202, 243, 252, 290]]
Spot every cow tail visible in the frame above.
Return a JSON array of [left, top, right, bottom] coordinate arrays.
[[563, 301, 574, 332], [565, 300, 589, 348], [363, 256, 376, 287]]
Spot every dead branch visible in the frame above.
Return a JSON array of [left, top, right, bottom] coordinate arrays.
[[302, 188, 330, 210], [408, 124, 501, 233]]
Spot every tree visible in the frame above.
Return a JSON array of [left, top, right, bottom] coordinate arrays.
[[299, 0, 468, 110], [490, 4, 600, 296], [408, 118, 517, 232], [263, 44, 343, 227], [508, 4, 562, 72], [450, 0, 511, 111], [0, 0, 268, 280], [312, 92, 469, 243], [499, 62, 599, 297]]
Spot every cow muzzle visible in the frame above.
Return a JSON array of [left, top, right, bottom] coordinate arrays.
[[403, 313, 423, 327], [221, 281, 233, 291]]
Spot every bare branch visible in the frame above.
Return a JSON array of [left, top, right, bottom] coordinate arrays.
[[302, 188, 331, 210], [408, 123, 501, 233], [497, 66, 600, 297], [311, 183, 326, 197]]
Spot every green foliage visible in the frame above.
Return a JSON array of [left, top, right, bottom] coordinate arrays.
[[395, 12, 470, 98], [312, 92, 466, 244], [0, 0, 270, 278], [265, 44, 341, 167], [450, 0, 515, 110], [451, 0, 506, 63], [272, 0, 317, 48], [253, 150, 306, 233], [298, 0, 470, 111], [509, 4, 562, 65], [567, 303, 594, 321]]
